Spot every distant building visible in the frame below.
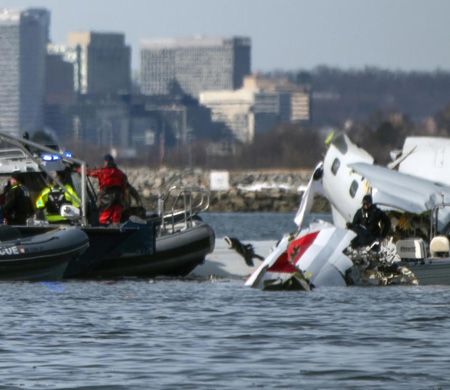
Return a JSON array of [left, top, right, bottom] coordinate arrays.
[[200, 89, 280, 143], [199, 74, 311, 143], [72, 95, 130, 147], [131, 94, 225, 150], [0, 8, 50, 137], [46, 45, 75, 105], [67, 31, 131, 95], [45, 33, 131, 144], [140, 36, 251, 98], [243, 74, 311, 123]]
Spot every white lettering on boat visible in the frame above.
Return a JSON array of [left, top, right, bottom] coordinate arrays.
[[0, 246, 20, 256]]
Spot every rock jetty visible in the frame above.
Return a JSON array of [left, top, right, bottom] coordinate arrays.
[[121, 167, 331, 213]]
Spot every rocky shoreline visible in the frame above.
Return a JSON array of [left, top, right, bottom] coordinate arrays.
[[121, 167, 331, 213]]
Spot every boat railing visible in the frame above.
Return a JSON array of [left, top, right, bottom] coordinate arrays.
[[0, 131, 89, 225], [158, 186, 210, 234], [0, 148, 29, 160], [431, 200, 450, 238], [0, 148, 41, 173]]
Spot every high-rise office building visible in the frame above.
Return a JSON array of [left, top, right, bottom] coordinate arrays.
[[45, 33, 131, 144], [140, 36, 251, 97], [44, 32, 132, 146], [0, 8, 49, 137], [67, 31, 131, 95], [46, 45, 75, 105]]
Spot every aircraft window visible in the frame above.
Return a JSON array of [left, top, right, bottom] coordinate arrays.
[[331, 158, 340, 175], [349, 180, 358, 198]]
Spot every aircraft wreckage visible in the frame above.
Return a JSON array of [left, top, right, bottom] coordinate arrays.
[[238, 132, 450, 290]]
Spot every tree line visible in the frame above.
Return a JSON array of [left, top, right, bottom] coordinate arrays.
[[276, 66, 450, 128]]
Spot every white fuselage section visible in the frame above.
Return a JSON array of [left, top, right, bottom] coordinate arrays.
[[397, 136, 450, 186], [322, 133, 450, 233], [322, 133, 373, 228]]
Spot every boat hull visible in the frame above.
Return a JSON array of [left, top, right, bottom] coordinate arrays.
[[400, 259, 450, 285], [64, 225, 139, 278], [87, 221, 215, 278], [0, 227, 89, 281], [17, 218, 215, 279]]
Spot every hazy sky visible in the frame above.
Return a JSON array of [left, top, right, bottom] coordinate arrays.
[[2, 0, 449, 72]]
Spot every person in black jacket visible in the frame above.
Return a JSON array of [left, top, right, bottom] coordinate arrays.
[[346, 194, 391, 249], [3, 172, 34, 225]]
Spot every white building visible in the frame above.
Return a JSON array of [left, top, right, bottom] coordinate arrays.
[[199, 75, 311, 143], [243, 75, 311, 123], [200, 89, 280, 143]]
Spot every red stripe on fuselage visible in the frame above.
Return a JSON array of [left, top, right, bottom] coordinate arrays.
[[267, 231, 320, 273], [288, 231, 320, 263]]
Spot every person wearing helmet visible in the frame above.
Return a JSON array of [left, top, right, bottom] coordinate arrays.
[[35, 171, 80, 223], [346, 194, 391, 249]]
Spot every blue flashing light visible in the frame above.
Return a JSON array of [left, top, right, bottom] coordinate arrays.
[[41, 154, 61, 161], [64, 151, 72, 158], [41, 154, 52, 161]]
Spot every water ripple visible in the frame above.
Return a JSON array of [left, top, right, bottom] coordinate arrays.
[[0, 245, 449, 388]]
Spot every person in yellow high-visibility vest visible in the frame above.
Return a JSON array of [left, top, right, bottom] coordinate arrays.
[[36, 171, 80, 223]]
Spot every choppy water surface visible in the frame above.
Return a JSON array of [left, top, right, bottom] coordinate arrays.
[[1, 213, 450, 389]]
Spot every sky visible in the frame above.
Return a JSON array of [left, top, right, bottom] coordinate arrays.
[[2, 0, 450, 73]]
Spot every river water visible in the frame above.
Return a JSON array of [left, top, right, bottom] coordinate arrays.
[[1, 213, 450, 389]]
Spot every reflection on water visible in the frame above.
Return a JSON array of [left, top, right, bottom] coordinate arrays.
[[34, 281, 66, 292]]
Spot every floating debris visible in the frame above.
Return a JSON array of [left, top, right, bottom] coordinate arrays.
[[345, 246, 418, 286], [262, 272, 312, 291]]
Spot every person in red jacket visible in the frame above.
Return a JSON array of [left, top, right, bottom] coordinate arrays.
[[86, 154, 127, 225]]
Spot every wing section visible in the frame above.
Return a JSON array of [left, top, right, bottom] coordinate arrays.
[[349, 162, 450, 214]]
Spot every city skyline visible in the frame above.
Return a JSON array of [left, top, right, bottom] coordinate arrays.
[[1, 0, 449, 73]]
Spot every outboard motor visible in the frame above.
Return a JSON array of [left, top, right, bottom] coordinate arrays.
[[396, 239, 427, 261], [430, 236, 450, 258]]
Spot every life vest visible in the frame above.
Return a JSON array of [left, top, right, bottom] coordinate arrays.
[[36, 184, 80, 222]]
